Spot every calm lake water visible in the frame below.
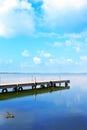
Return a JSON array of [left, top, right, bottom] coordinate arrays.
[[0, 73, 87, 130]]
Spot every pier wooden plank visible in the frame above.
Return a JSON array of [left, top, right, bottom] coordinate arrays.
[[0, 80, 70, 89]]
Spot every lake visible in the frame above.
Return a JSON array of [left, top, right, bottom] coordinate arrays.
[[0, 73, 87, 130]]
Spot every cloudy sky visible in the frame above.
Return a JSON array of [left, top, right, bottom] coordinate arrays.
[[0, 0, 87, 73]]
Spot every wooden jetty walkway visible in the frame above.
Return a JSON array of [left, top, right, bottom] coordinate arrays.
[[0, 79, 70, 93]]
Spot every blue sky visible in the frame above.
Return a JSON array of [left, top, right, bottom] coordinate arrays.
[[0, 0, 87, 73]]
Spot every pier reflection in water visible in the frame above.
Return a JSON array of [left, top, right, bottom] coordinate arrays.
[[0, 85, 71, 130], [0, 86, 70, 101]]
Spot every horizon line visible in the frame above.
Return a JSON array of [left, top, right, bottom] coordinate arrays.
[[0, 72, 87, 74]]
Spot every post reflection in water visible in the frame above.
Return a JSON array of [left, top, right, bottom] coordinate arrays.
[[0, 86, 70, 101]]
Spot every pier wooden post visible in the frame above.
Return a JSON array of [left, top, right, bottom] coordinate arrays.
[[34, 83, 37, 89], [59, 82, 61, 86], [53, 83, 56, 87], [32, 83, 37, 89], [13, 87, 18, 92], [65, 82, 68, 86]]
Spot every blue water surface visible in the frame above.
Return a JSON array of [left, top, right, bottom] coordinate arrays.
[[0, 74, 87, 130]]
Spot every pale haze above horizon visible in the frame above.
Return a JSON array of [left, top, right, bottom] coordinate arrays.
[[0, 0, 87, 73]]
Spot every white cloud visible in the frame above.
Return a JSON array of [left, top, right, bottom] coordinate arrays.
[[49, 57, 74, 65], [65, 40, 72, 46], [74, 43, 82, 53], [0, 0, 35, 37], [38, 31, 87, 40], [0, 0, 18, 13], [36, 32, 60, 38], [0, 0, 87, 37], [53, 42, 62, 47], [39, 50, 51, 58], [22, 50, 29, 57], [20, 0, 32, 10], [8, 59, 13, 64], [41, 0, 87, 31], [66, 58, 73, 63], [59, 57, 74, 64], [75, 46, 81, 52], [3, 59, 13, 64], [49, 59, 56, 64], [85, 38, 87, 42], [33, 57, 41, 64], [42, 0, 87, 14], [65, 38, 84, 53], [63, 33, 82, 39], [0, 58, 13, 65], [37, 31, 87, 39], [80, 56, 87, 61]]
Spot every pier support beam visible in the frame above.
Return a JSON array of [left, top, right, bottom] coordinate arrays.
[[49, 81, 56, 87], [13, 87, 18, 92], [47, 83, 50, 87], [53, 83, 56, 87], [40, 84, 45, 88], [59, 82, 61, 86], [65, 82, 68, 86], [13, 86, 23, 92], [18, 87, 23, 91], [47, 81, 55, 87], [32, 83, 37, 89], [50, 81, 53, 87], [32, 86, 34, 89]]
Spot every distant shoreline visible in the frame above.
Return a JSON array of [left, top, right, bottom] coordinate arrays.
[[0, 72, 87, 75]]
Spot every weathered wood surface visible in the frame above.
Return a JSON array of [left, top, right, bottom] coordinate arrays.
[[0, 80, 70, 88]]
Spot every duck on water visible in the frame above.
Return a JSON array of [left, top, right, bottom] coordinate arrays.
[[6, 112, 15, 118]]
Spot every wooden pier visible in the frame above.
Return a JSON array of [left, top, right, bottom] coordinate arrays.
[[0, 79, 70, 93]]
